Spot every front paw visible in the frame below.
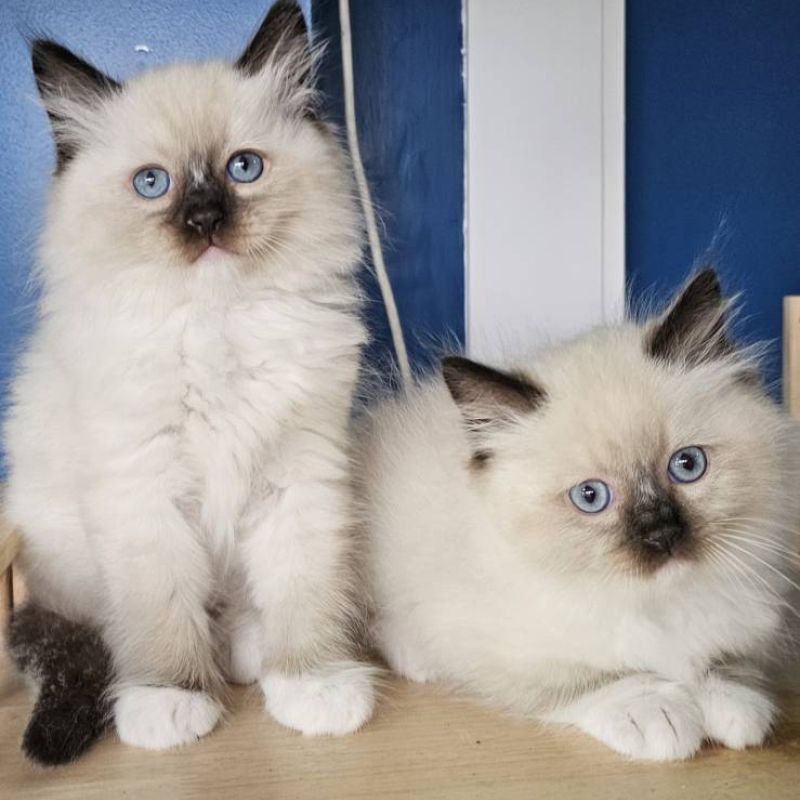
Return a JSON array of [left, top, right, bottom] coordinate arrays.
[[698, 675, 775, 750], [114, 686, 222, 750], [569, 677, 704, 761], [262, 661, 376, 736]]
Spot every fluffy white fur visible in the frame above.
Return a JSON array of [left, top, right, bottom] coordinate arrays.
[[5, 8, 374, 748], [359, 277, 800, 760]]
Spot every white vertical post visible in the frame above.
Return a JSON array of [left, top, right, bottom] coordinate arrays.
[[602, 0, 626, 323], [465, 0, 626, 359]]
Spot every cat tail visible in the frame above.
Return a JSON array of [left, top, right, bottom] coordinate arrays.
[[6, 602, 114, 766]]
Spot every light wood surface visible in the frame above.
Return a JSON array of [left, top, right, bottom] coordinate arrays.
[[1, 664, 799, 800]]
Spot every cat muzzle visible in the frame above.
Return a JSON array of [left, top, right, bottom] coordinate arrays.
[[184, 206, 225, 238], [638, 522, 688, 554], [178, 177, 232, 242], [626, 489, 691, 560]]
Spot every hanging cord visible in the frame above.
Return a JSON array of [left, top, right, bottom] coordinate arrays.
[[338, 0, 412, 388]]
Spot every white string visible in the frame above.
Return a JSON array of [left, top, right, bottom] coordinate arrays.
[[338, 0, 412, 388]]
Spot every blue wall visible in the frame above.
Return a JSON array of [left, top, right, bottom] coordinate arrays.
[[627, 0, 800, 390], [313, 0, 465, 374]]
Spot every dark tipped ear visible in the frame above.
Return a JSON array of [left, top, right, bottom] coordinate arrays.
[[32, 40, 120, 170], [442, 357, 546, 463], [646, 268, 734, 365], [236, 1, 311, 77]]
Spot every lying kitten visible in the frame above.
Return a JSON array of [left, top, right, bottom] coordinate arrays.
[[5, 0, 374, 764], [359, 269, 800, 760]]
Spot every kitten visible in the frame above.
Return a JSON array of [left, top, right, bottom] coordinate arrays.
[[359, 269, 800, 761], [4, 0, 374, 764]]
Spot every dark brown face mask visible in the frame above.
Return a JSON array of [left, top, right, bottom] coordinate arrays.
[[166, 164, 238, 262], [620, 474, 696, 574]]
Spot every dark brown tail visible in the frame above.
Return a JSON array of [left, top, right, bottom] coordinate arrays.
[[7, 603, 113, 766]]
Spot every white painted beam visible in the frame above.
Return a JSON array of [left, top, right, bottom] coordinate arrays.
[[465, 0, 625, 359]]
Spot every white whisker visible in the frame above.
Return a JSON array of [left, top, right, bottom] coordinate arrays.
[[716, 530, 800, 562], [718, 516, 800, 538], [707, 543, 800, 619], [716, 538, 800, 594]]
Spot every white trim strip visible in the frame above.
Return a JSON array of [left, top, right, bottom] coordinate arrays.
[[465, 0, 626, 359], [602, 0, 626, 322]]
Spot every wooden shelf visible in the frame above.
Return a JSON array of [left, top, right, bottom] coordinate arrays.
[[2, 666, 799, 800]]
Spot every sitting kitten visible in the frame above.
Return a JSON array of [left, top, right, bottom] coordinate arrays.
[[359, 269, 800, 760], [4, 1, 374, 764]]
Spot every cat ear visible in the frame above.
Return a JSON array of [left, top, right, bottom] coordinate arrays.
[[236, 1, 315, 110], [646, 268, 734, 365], [31, 40, 121, 170], [442, 357, 546, 460]]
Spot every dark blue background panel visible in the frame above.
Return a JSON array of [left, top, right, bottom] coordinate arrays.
[[314, 0, 465, 375], [627, 0, 800, 391]]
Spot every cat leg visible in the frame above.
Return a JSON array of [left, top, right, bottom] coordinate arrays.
[[242, 478, 375, 736], [696, 670, 776, 749], [218, 567, 264, 686], [86, 482, 223, 749], [226, 608, 264, 686], [370, 616, 437, 684], [546, 674, 705, 760]]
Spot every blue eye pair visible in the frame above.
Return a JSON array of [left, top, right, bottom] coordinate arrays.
[[132, 152, 264, 198], [568, 446, 707, 514]]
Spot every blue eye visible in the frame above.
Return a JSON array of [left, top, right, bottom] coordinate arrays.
[[568, 480, 612, 514], [132, 167, 170, 199], [227, 151, 264, 183], [668, 446, 707, 483]]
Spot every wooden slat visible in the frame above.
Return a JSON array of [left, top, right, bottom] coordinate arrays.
[[783, 296, 800, 417], [0, 569, 11, 620], [0, 517, 20, 622], [0, 517, 19, 578]]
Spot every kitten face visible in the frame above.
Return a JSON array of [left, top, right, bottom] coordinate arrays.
[[32, 2, 360, 291], [444, 270, 799, 582], [87, 64, 321, 268]]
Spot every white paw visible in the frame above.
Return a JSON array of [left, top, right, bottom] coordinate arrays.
[[698, 676, 775, 750], [262, 662, 376, 736], [226, 617, 264, 686], [383, 649, 434, 684], [114, 686, 222, 750], [373, 622, 435, 683], [555, 677, 704, 761]]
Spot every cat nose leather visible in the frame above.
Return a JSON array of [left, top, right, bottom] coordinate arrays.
[[184, 206, 224, 237], [636, 499, 687, 554], [640, 523, 686, 553]]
